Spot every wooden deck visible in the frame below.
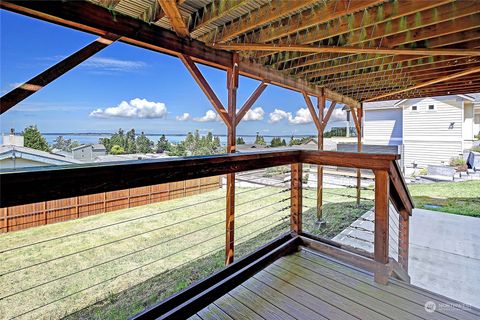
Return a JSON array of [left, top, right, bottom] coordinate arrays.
[[190, 247, 480, 320]]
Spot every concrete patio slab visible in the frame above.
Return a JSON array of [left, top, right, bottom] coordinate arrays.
[[333, 208, 480, 308]]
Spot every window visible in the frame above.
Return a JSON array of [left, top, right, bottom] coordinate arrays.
[[411, 106, 418, 111], [428, 105, 435, 111]]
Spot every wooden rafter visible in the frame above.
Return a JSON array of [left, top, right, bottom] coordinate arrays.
[[157, 0, 189, 37], [211, 43, 480, 56], [366, 66, 480, 101], [179, 54, 231, 126], [0, 33, 120, 114], [300, 31, 480, 79], [256, 0, 454, 60], [267, 0, 472, 66], [200, 0, 318, 43], [236, 81, 269, 125], [250, 0, 385, 46], [190, 0, 250, 37]]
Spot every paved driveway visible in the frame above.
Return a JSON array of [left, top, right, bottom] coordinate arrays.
[[333, 208, 480, 308]]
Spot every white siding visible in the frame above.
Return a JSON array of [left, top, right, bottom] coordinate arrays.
[[402, 97, 463, 167], [364, 108, 402, 145]]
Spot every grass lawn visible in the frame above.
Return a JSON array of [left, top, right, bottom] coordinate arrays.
[[0, 184, 371, 320], [408, 180, 480, 217]]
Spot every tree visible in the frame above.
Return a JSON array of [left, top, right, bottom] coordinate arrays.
[[167, 131, 223, 157], [23, 125, 50, 152], [156, 135, 171, 153], [254, 132, 266, 145], [52, 136, 80, 152], [236, 137, 245, 145], [110, 145, 125, 155], [125, 129, 137, 154], [270, 137, 286, 147], [136, 132, 154, 153]]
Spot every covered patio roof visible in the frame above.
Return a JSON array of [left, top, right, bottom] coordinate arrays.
[[2, 0, 479, 111]]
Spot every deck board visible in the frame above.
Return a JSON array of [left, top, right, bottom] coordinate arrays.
[[194, 247, 480, 320]]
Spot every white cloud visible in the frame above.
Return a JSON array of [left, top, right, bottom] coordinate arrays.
[[81, 57, 147, 72], [329, 108, 347, 122], [269, 109, 291, 123], [193, 110, 221, 122], [176, 113, 190, 121], [268, 106, 346, 125], [288, 107, 312, 124], [90, 98, 167, 119], [242, 107, 265, 121]]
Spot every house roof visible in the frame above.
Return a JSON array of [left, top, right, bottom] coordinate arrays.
[[364, 93, 480, 111], [72, 143, 106, 151], [0, 145, 82, 167]]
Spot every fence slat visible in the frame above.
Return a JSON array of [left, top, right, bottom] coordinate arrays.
[[2, 176, 221, 233]]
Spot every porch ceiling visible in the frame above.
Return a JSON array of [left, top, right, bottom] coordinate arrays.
[[2, 0, 480, 105]]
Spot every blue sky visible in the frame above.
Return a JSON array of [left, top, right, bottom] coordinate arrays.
[[0, 10, 348, 136]]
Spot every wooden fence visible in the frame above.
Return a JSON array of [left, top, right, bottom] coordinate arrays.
[[0, 176, 221, 233]]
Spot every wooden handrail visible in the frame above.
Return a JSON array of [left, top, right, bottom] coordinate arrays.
[[0, 149, 412, 209], [388, 160, 414, 217]]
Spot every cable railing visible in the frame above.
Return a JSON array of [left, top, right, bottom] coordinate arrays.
[[0, 150, 414, 319]]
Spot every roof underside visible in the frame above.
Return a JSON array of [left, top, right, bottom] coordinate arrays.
[[4, 0, 480, 104]]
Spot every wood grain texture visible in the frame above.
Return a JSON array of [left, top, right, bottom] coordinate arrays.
[[290, 163, 302, 234]]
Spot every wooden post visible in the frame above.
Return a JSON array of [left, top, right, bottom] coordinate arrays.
[[290, 163, 303, 234], [4, 207, 8, 233], [225, 53, 238, 266], [75, 196, 79, 219], [398, 210, 409, 272], [317, 92, 325, 225], [374, 169, 389, 284], [356, 105, 363, 206]]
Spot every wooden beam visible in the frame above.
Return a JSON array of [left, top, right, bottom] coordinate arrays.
[[290, 163, 303, 234], [0, 34, 120, 114], [238, 58, 361, 109], [365, 66, 480, 101], [211, 43, 480, 56], [157, 0, 189, 37], [322, 101, 337, 129], [302, 92, 321, 131], [179, 55, 231, 127], [200, 0, 318, 43], [235, 81, 268, 125]]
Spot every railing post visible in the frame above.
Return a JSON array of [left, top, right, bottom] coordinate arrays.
[[374, 169, 389, 283], [398, 210, 409, 272], [291, 163, 303, 234]]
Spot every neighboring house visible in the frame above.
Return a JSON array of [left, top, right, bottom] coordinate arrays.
[[363, 94, 480, 169], [0, 145, 81, 169], [72, 144, 107, 161]]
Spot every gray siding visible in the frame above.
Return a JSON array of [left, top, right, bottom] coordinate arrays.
[[402, 97, 463, 167], [364, 108, 402, 145]]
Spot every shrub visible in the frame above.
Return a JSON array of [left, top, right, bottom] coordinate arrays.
[[450, 156, 466, 167], [472, 146, 480, 153], [418, 168, 428, 175]]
